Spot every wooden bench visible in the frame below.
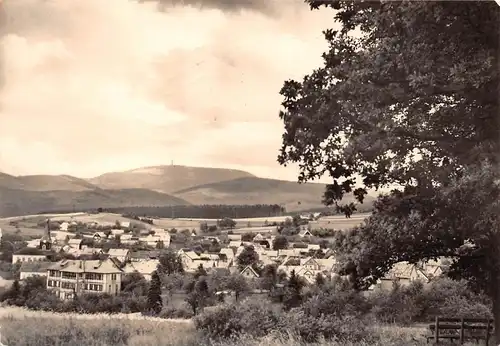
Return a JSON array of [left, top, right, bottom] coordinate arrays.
[[425, 317, 494, 345]]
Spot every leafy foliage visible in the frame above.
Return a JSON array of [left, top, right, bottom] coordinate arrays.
[[237, 246, 259, 269], [157, 250, 184, 275], [277, 0, 500, 328], [146, 271, 163, 314], [272, 235, 289, 250]]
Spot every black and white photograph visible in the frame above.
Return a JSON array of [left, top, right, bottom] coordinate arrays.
[[0, 0, 498, 345]]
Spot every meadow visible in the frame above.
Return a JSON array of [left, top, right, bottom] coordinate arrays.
[[0, 308, 433, 346], [0, 212, 372, 237]]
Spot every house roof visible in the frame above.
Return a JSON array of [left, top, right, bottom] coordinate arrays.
[[47, 259, 123, 274], [385, 262, 425, 280], [107, 248, 130, 257], [180, 250, 200, 260], [123, 260, 159, 275], [68, 238, 82, 245], [80, 247, 102, 255], [20, 261, 52, 273], [130, 250, 160, 259], [228, 241, 242, 248], [219, 248, 235, 258], [240, 265, 259, 278], [300, 257, 319, 267], [298, 229, 312, 236], [316, 258, 336, 271]]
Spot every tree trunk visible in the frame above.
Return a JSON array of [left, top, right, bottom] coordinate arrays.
[[490, 231, 500, 343], [492, 270, 500, 343]]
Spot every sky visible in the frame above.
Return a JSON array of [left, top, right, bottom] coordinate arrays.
[[0, 0, 337, 182]]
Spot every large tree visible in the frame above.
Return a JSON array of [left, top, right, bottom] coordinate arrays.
[[278, 0, 500, 338]]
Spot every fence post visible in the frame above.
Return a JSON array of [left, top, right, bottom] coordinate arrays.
[[485, 319, 491, 346], [435, 316, 440, 345], [460, 318, 465, 344]]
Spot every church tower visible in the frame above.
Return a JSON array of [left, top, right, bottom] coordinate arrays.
[[40, 218, 52, 250]]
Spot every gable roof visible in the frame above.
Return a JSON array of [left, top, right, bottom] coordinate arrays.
[[298, 229, 312, 236], [300, 257, 320, 267], [107, 248, 130, 257], [228, 241, 242, 248], [240, 265, 259, 278], [123, 260, 159, 276], [20, 261, 52, 273], [47, 259, 123, 274]]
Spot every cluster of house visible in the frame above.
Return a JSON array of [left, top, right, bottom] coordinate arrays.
[[24, 219, 171, 255], [7, 218, 450, 300]]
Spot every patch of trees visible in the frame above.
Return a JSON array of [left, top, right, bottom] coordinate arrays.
[[65, 204, 287, 219]]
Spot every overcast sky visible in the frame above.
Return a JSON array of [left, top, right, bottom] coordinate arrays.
[[0, 0, 337, 181]]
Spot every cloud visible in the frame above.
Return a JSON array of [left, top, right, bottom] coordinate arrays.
[[0, 0, 336, 181]]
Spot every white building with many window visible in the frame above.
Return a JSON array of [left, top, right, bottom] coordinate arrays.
[[46, 259, 123, 300]]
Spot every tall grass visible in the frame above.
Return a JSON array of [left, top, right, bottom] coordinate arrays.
[[0, 312, 431, 346]]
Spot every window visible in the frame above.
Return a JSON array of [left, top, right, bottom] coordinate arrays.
[[61, 282, 75, 290], [61, 272, 77, 279], [111, 274, 116, 281], [49, 270, 60, 277], [85, 284, 103, 291], [84, 273, 103, 281]]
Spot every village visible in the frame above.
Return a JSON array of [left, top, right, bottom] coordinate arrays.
[[0, 211, 449, 301]]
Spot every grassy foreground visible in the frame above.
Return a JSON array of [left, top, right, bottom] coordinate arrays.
[[0, 309, 438, 346]]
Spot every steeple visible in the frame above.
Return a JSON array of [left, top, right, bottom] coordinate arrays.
[[40, 218, 52, 250]]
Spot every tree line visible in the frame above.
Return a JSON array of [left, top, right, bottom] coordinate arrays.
[[101, 204, 286, 219]]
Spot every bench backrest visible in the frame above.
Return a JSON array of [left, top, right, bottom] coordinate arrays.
[[435, 317, 494, 324], [430, 317, 494, 345]]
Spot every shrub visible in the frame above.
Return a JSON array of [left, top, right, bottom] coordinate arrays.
[[193, 300, 280, 340], [370, 284, 423, 325], [419, 277, 492, 319], [159, 307, 194, 319], [194, 304, 243, 339], [278, 309, 375, 343]]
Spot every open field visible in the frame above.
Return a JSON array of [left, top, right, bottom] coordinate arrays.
[[0, 212, 86, 222], [0, 212, 371, 238], [0, 307, 435, 346], [154, 213, 371, 231], [0, 212, 154, 235], [48, 213, 154, 228], [309, 213, 370, 230]]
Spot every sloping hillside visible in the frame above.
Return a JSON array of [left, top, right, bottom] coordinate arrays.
[[0, 172, 25, 189], [16, 175, 98, 191], [88, 165, 255, 193], [0, 173, 96, 191], [173, 177, 372, 212], [0, 187, 189, 217]]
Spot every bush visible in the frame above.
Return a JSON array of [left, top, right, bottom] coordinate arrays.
[[368, 278, 492, 324], [194, 300, 280, 340], [419, 277, 492, 319], [159, 307, 194, 319], [369, 282, 424, 325], [278, 309, 375, 343]]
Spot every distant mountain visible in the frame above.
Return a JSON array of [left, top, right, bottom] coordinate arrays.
[[0, 173, 97, 191], [88, 165, 255, 193], [0, 164, 375, 217], [0, 186, 189, 217], [173, 177, 375, 212]]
